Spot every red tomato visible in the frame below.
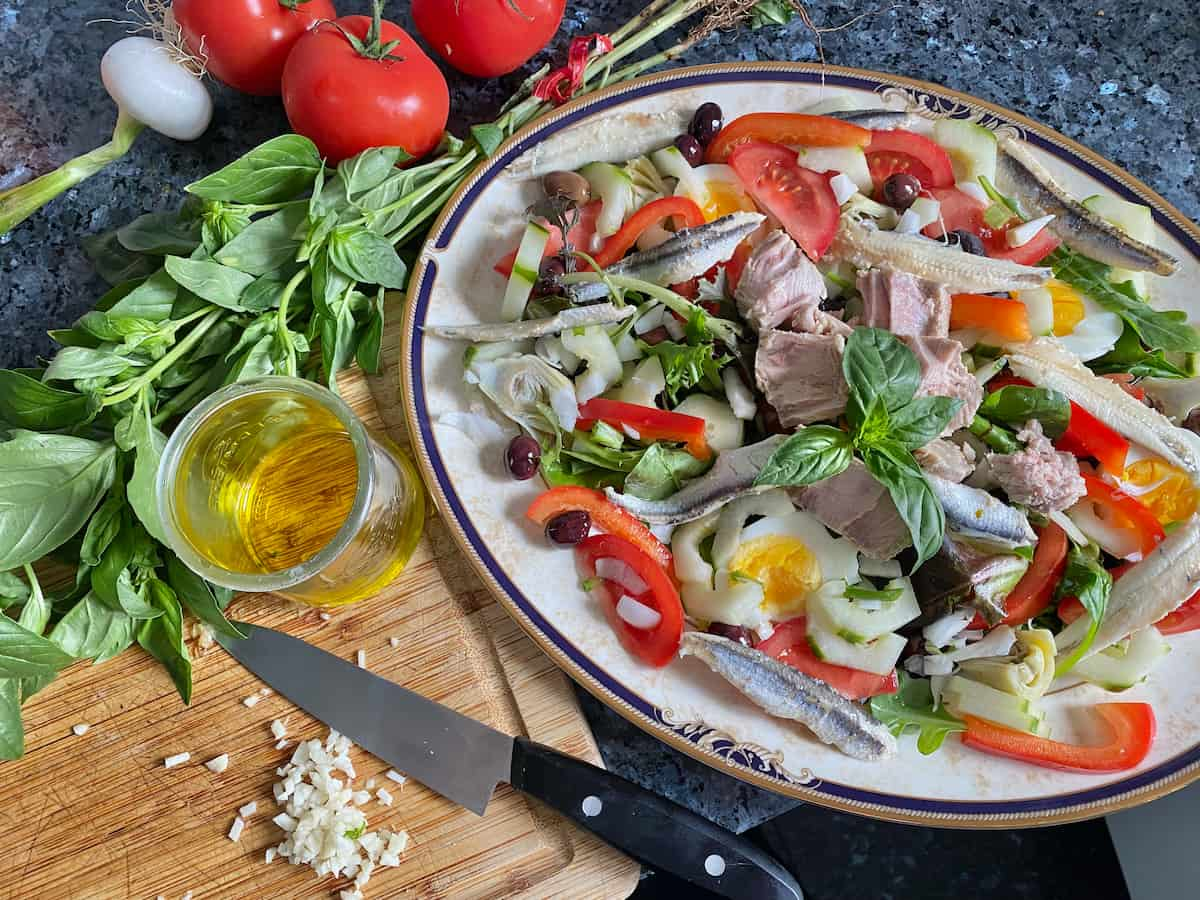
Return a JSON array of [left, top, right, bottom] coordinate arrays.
[[413, 0, 565, 78], [866, 130, 955, 191], [526, 485, 673, 571], [704, 113, 870, 163], [174, 0, 335, 96], [922, 186, 987, 239], [988, 227, 1062, 266], [756, 618, 899, 700], [724, 240, 754, 294], [576, 534, 684, 667], [282, 16, 450, 163], [1157, 588, 1200, 635], [727, 141, 840, 261]]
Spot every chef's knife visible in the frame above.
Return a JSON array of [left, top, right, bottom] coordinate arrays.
[[218, 623, 802, 900]]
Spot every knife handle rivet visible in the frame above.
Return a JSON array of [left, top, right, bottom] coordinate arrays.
[[581, 795, 603, 817], [704, 854, 726, 878]]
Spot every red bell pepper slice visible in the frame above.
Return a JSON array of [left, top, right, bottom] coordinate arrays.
[[1157, 587, 1200, 635], [950, 293, 1032, 341], [968, 522, 1069, 629], [494, 200, 601, 277], [704, 112, 871, 163], [961, 702, 1156, 772], [592, 196, 705, 269], [527, 485, 673, 571], [756, 617, 898, 700], [576, 534, 684, 667], [1080, 473, 1165, 557], [725, 240, 754, 295], [575, 397, 711, 460]]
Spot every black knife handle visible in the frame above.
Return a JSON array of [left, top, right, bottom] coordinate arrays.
[[509, 737, 803, 900]]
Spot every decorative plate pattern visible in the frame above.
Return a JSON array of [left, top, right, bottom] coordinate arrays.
[[401, 63, 1200, 827]]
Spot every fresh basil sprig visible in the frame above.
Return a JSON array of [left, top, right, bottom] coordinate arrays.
[[754, 426, 854, 488], [1053, 544, 1113, 675], [978, 384, 1071, 438]]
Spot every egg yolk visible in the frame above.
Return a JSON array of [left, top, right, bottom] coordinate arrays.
[[727, 535, 821, 618], [701, 182, 754, 221], [1122, 459, 1198, 524], [1046, 280, 1086, 336]]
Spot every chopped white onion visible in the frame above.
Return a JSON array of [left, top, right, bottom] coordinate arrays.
[[634, 305, 666, 335], [615, 595, 663, 630], [385, 770, 407, 786], [622, 424, 641, 441], [270, 719, 287, 740], [921, 655, 956, 675], [723, 367, 758, 420], [356, 649, 367, 669], [239, 801, 258, 818], [910, 196, 941, 229], [895, 208, 923, 234], [1006, 214, 1056, 248], [596, 558, 650, 595], [71, 723, 90, 736], [922, 607, 976, 647], [942, 624, 1016, 662], [550, 383, 580, 430], [829, 172, 859, 205], [163, 752, 190, 769], [388, 636, 401, 649], [205, 754, 230, 774], [650, 523, 676, 544], [376, 788, 394, 806], [228, 817, 245, 842], [664, 314, 686, 341], [243, 694, 261, 708], [1047, 508, 1089, 547], [1068, 499, 1142, 559]]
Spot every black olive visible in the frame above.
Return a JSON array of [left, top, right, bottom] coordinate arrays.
[[707, 622, 754, 646], [546, 510, 591, 545], [948, 228, 987, 256], [532, 255, 565, 297], [689, 102, 724, 146], [1183, 408, 1200, 435], [882, 172, 921, 210], [505, 435, 541, 480], [541, 170, 592, 205], [819, 295, 848, 312], [674, 134, 704, 167]]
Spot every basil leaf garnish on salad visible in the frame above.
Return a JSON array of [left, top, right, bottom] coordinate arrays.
[[753, 425, 853, 488], [978, 385, 1071, 438]]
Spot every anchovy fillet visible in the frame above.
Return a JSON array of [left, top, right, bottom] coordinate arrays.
[[1057, 516, 1200, 661], [1006, 337, 1200, 478], [927, 474, 1036, 549], [826, 109, 919, 130], [996, 137, 1179, 276], [425, 303, 635, 341], [831, 215, 1052, 293], [508, 110, 690, 179], [604, 435, 789, 525], [568, 212, 766, 303], [679, 633, 897, 761]]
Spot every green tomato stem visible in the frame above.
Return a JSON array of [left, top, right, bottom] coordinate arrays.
[[103, 309, 223, 407], [0, 109, 144, 237]]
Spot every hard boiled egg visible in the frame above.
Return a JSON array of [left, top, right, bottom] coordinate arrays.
[[675, 163, 757, 222]]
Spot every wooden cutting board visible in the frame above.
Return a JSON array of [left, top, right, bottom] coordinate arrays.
[[0, 300, 640, 900]]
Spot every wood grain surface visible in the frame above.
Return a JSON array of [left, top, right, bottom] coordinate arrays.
[[0, 301, 640, 900]]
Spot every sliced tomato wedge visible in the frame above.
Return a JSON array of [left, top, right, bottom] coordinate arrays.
[[949, 293, 1032, 341], [1157, 587, 1200, 635], [704, 112, 870, 163], [527, 485, 673, 571], [988, 227, 1062, 266], [865, 129, 955, 191], [575, 397, 711, 460], [576, 534, 684, 667], [494, 199, 601, 277], [922, 186, 988, 238], [1079, 473, 1165, 557], [968, 521, 1069, 630], [756, 617, 899, 700], [961, 702, 1156, 772], [592, 196, 705, 269], [725, 240, 754, 294], [727, 141, 840, 260]]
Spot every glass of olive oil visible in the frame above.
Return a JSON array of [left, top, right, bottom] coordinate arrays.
[[156, 377, 425, 607]]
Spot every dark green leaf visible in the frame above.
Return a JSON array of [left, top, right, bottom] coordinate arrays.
[[1055, 545, 1112, 624], [888, 397, 962, 450], [137, 580, 191, 704], [638, 340, 729, 404], [0, 370, 92, 429], [311, 248, 354, 317], [164, 256, 257, 310], [842, 327, 921, 429], [355, 288, 386, 374], [0, 679, 21, 760], [42, 346, 141, 383], [227, 335, 278, 384], [47, 327, 103, 349], [126, 402, 169, 544], [49, 593, 136, 663], [17, 568, 50, 635], [214, 205, 307, 276], [320, 305, 357, 390], [91, 518, 133, 611], [1089, 324, 1190, 379], [753, 425, 854, 487], [113, 569, 163, 619], [869, 671, 965, 754], [861, 441, 944, 570], [0, 432, 118, 571], [106, 268, 178, 322], [117, 211, 202, 255], [237, 274, 289, 312], [328, 228, 409, 289], [0, 614, 76, 678], [0, 572, 29, 608], [80, 491, 124, 567], [337, 147, 409, 197], [978, 385, 1071, 439], [748, 0, 798, 28], [624, 443, 711, 500], [186, 135, 323, 204], [471, 124, 505, 157], [83, 230, 160, 285], [166, 554, 246, 640]]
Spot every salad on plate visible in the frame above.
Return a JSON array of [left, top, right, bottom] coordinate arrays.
[[428, 98, 1200, 771]]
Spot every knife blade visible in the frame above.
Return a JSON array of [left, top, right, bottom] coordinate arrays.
[[219, 623, 803, 900]]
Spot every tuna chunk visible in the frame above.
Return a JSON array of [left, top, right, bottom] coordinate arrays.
[[905, 337, 981, 434], [987, 419, 1086, 513], [755, 331, 848, 427], [914, 439, 976, 483], [857, 268, 950, 337], [735, 230, 848, 336], [790, 460, 911, 559]]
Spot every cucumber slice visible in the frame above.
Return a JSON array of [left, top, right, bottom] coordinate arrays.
[[672, 394, 744, 452], [942, 675, 1047, 735], [1016, 287, 1054, 337], [1072, 627, 1170, 692], [562, 325, 623, 402], [580, 162, 635, 238], [680, 577, 767, 630], [933, 119, 998, 185], [808, 578, 921, 643], [1082, 194, 1154, 295], [794, 146, 873, 194], [500, 221, 551, 321], [806, 627, 906, 675]]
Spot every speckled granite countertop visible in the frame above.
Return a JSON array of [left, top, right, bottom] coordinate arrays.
[[2, 0, 1197, 843]]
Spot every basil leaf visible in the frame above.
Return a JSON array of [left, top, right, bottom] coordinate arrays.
[[0, 432, 118, 571], [17, 568, 50, 635], [49, 593, 135, 663], [166, 553, 246, 640], [311, 247, 354, 316], [42, 346, 141, 383], [355, 288, 386, 374], [1055, 545, 1112, 623], [164, 256, 257, 309], [0, 572, 29, 608], [91, 517, 134, 611], [861, 441, 945, 569], [842, 327, 921, 429], [471, 124, 505, 157], [236, 273, 289, 312], [869, 671, 965, 755], [1047, 248, 1200, 352], [0, 370, 92, 429], [227, 335, 278, 384], [117, 211, 202, 256], [0, 679, 21, 760], [625, 443, 712, 500], [137, 580, 192, 704], [337, 147, 409, 197], [0, 614, 76, 678], [126, 404, 169, 545], [320, 304, 358, 390], [328, 228, 409, 289], [113, 569, 163, 619], [47, 327, 102, 349], [83, 230, 160, 285], [186, 135, 323, 204], [888, 396, 962, 450], [106, 268, 178, 322], [80, 491, 124, 567], [978, 385, 1071, 439], [1089, 324, 1190, 379], [214, 205, 307, 276], [753, 425, 853, 487], [358, 170, 423, 235]]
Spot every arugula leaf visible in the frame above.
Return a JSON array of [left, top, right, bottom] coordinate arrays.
[[186, 135, 324, 204], [842, 326, 921, 429], [1047, 248, 1200, 352], [861, 441, 945, 570], [539, 443, 625, 489], [0, 613, 76, 679], [869, 672, 966, 755], [887, 396, 962, 450], [137, 579, 192, 704], [48, 593, 136, 663], [1089, 324, 1190, 379], [0, 679, 21, 760], [166, 553, 246, 641], [638, 340, 729, 404], [625, 443, 711, 500], [754, 425, 853, 488], [562, 433, 645, 473], [0, 370, 92, 429], [978, 385, 1071, 439]]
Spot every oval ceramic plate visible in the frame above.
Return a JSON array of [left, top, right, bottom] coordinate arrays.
[[401, 63, 1200, 827]]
